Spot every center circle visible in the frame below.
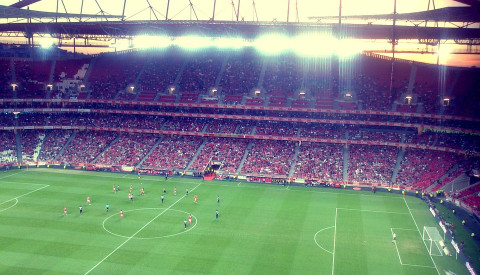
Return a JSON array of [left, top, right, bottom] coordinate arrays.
[[103, 208, 198, 239]]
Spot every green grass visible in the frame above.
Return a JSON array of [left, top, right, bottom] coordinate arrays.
[[0, 168, 473, 275]]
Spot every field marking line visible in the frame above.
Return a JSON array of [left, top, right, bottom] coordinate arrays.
[[84, 182, 202, 275], [102, 208, 198, 240], [314, 226, 335, 254], [336, 208, 409, 215], [0, 180, 51, 186], [391, 228, 403, 265], [403, 197, 440, 275], [0, 170, 24, 180], [0, 198, 18, 213], [0, 184, 49, 214], [286, 186, 289, 190], [332, 208, 338, 275], [1, 184, 50, 203], [31, 169, 405, 199], [390, 228, 417, 231], [402, 263, 437, 269]]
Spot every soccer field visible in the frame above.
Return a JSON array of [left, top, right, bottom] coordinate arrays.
[[0, 169, 471, 275]]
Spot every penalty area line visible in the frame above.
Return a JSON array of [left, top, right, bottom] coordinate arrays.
[[84, 182, 202, 275], [332, 208, 337, 275], [0, 184, 49, 204], [391, 228, 403, 265], [336, 208, 409, 215], [403, 197, 440, 275]]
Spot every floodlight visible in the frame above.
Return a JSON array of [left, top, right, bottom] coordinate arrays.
[[174, 36, 213, 49], [254, 34, 290, 54], [293, 34, 336, 56], [39, 37, 54, 49], [214, 37, 247, 49]]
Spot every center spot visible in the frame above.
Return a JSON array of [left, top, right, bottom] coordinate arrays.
[[103, 208, 197, 239]]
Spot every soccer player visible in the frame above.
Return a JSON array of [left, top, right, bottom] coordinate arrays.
[[87, 196, 91, 205], [188, 214, 192, 225], [120, 210, 124, 218], [217, 195, 220, 204], [165, 174, 168, 181], [161, 195, 164, 203], [130, 184, 133, 193], [116, 185, 120, 192], [113, 184, 116, 193], [106, 203, 110, 212], [392, 233, 396, 243], [163, 187, 166, 194], [64, 207, 67, 215], [140, 187, 145, 195], [184, 219, 187, 230], [174, 187, 177, 195], [186, 188, 189, 196], [79, 206, 83, 214], [216, 210, 219, 219], [129, 193, 133, 202], [137, 171, 141, 179], [194, 195, 198, 203]]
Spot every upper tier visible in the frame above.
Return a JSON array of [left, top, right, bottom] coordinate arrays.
[[0, 49, 479, 118]]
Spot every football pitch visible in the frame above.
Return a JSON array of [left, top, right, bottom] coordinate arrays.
[[0, 169, 471, 275]]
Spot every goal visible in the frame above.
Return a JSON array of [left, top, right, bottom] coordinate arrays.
[[422, 226, 444, 256]]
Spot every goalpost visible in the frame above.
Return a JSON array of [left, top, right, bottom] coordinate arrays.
[[422, 226, 445, 256]]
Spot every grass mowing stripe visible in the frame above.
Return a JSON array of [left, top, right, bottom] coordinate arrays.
[[83, 182, 202, 275], [32, 169, 404, 199], [403, 197, 440, 275]]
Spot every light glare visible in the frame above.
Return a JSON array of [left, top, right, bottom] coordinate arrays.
[[134, 35, 171, 49], [254, 34, 291, 54], [174, 36, 213, 49]]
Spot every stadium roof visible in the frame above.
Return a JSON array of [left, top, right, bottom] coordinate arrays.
[[0, 20, 478, 41], [308, 7, 480, 23], [0, 5, 121, 20]]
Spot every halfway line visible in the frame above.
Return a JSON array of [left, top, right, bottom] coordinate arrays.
[[84, 182, 202, 275]]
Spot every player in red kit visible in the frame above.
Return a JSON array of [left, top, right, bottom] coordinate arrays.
[[194, 195, 198, 203], [87, 196, 91, 205], [174, 187, 177, 195], [188, 214, 192, 225], [120, 210, 123, 218], [130, 184, 133, 193], [64, 207, 67, 215], [113, 184, 116, 193]]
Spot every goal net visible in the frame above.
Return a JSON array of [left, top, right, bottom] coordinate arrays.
[[422, 226, 444, 256]]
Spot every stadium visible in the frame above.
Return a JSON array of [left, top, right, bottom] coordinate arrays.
[[0, 0, 479, 274]]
